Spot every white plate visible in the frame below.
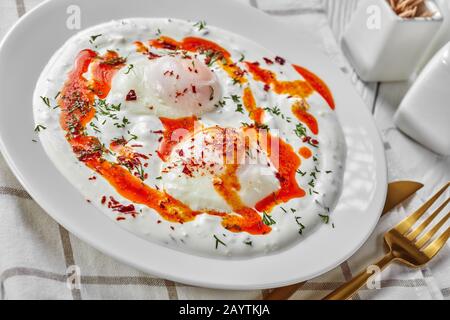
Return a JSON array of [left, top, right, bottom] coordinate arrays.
[[0, 0, 387, 289]]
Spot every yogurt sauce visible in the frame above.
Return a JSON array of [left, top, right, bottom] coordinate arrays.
[[33, 18, 346, 258]]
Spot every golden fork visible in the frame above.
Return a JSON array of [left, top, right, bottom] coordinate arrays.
[[324, 182, 450, 300]]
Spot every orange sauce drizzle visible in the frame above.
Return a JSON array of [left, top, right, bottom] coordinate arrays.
[[299, 146, 312, 159], [157, 116, 197, 162], [59, 49, 199, 224], [291, 99, 319, 135], [213, 163, 270, 234], [89, 50, 126, 99], [210, 131, 271, 234], [242, 87, 265, 124], [149, 36, 247, 84], [244, 61, 314, 98], [134, 41, 149, 54], [57, 35, 335, 237], [84, 157, 197, 223], [292, 64, 335, 110], [58, 49, 271, 235], [255, 132, 305, 213]]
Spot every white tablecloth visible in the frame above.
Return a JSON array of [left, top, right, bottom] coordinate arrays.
[[0, 0, 449, 300]]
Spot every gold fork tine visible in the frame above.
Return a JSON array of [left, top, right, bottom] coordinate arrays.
[[415, 211, 450, 248], [394, 182, 450, 235], [324, 182, 450, 300], [406, 198, 450, 240], [422, 226, 450, 258]]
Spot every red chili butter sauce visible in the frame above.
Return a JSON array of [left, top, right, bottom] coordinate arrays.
[[242, 87, 265, 125], [244, 61, 314, 99], [59, 35, 334, 236], [292, 99, 319, 135], [58, 49, 270, 234], [254, 131, 305, 213], [59, 49, 197, 224], [299, 146, 312, 159], [292, 64, 335, 110], [157, 116, 196, 162]]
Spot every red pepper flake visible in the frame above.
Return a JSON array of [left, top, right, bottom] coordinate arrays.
[[117, 204, 135, 213], [182, 164, 193, 177], [88, 176, 97, 180], [147, 52, 161, 60], [107, 196, 138, 218], [126, 89, 137, 101], [275, 56, 286, 65], [177, 149, 184, 157], [157, 220, 162, 224], [191, 85, 197, 94], [263, 84, 271, 92], [263, 57, 274, 65], [101, 196, 106, 205], [116, 217, 126, 221], [311, 139, 319, 145]]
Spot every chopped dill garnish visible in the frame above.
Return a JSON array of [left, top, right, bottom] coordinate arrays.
[[214, 99, 226, 108], [262, 212, 276, 226], [89, 34, 102, 44], [34, 124, 47, 133], [319, 214, 330, 224], [244, 240, 253, 246], [114, 117, 130, 128], [214, 234, 226, 249], [294, 123, 307, 139], [124, 64, 134, 74], [295, 217, 306, 235], [40, 96, 51, 108], [193, 20, 207, 31], [264, 105, 281, 116]]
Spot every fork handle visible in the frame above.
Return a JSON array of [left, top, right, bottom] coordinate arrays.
[[323, 252, 395, 300]]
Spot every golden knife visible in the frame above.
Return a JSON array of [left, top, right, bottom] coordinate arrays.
[[381, 181, 423, 216], [264, 180, 424, 300]]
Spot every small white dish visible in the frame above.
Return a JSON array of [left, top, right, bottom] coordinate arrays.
[[0, 0, 387, 289], [395, 41, 450, 156], [342, 0, 442, 82]]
